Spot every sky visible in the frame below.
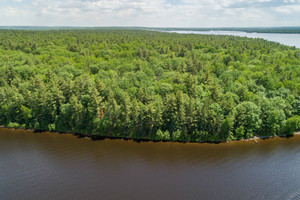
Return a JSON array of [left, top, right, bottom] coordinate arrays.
[[0, 0, 300, 27]]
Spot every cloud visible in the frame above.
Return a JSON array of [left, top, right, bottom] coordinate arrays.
[[0, 0, 299, 27], [274, 4, 300, 14], [0, 7, 18, 17]]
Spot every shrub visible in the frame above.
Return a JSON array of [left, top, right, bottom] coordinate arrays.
[[7, 122, 20, 129]]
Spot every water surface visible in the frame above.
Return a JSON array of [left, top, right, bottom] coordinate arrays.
[[1, 128, 300, 199], [167, 30, 300, 48]]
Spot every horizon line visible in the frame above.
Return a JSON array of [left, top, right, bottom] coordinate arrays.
[[1, 25, 300, 28]]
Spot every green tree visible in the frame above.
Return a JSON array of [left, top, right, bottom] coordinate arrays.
[[235, 102, 262, 138]]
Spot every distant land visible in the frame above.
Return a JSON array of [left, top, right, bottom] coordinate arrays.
[[151, 27, 300, 34], [1, 26, 300, 34]]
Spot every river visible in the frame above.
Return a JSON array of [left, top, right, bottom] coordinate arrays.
[[166, 30, 300, 48], [1, 128, 300, 200]]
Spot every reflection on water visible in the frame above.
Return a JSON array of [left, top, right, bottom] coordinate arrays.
[[167, 30, 300, 48], [0, 128, 300, 200]]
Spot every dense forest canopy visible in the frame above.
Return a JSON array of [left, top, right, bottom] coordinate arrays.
[[0, 30, 299, 142]]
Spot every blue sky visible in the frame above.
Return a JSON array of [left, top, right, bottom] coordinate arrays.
[[0, 0, 300, 27]]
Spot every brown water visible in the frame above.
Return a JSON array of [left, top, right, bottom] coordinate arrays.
[[1, 128, 300, 200]]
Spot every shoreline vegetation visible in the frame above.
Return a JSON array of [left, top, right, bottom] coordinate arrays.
[[0, 126, 299, 144], [0, 30, 299, 143]]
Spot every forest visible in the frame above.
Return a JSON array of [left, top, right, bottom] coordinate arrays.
[[0, 29, 299, 142]]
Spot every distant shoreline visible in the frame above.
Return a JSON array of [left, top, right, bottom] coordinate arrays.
[[1, 126, 299, 144], [1, 26, 300, 34], [152, 27, 300, 34]]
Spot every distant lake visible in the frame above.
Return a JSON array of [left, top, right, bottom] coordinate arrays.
[[167, 30, 300, 48], [1, 128, 300, 200]]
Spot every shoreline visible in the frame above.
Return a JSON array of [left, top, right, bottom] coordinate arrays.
[[1, 125, 299, 144]]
